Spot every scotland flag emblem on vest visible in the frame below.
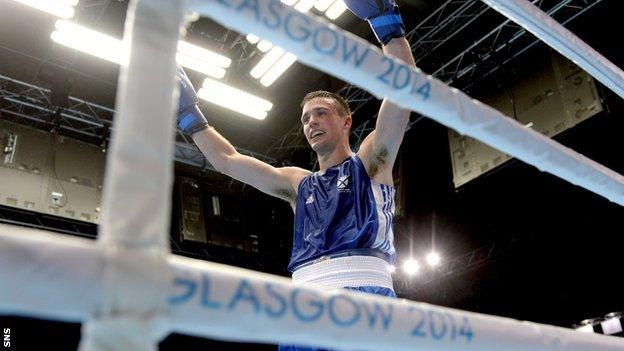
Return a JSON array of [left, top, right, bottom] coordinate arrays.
[[337, 175, 349, 192]]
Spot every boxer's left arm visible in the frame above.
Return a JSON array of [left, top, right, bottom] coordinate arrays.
[[357, 40, 415, 184]]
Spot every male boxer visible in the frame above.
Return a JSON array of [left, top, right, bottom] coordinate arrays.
[[176, 1, 415, 349]]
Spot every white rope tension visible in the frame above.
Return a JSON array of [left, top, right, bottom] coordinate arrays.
[[187, 0, 624, 206], [2, 223, 624, 351], [1, 0, 624, 350], [482, 0, 624, 100]]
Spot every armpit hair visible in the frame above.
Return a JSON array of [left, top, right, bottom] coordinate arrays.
[[274, 186, 295, 202], [368, 147, 389, 178]]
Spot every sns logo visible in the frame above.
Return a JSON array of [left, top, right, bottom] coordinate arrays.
[[3, 328, 10, 348]]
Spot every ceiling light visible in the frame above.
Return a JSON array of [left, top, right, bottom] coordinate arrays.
[[256, 40, 274, 53], [403, 259, 420, 275], [51, 20, 126, 64], [246, 34, 273, 53], [250, 47, 285, 79], [294, 0, 316, 13], [177, 41, 231, 68], [426, 252, 441, 266], [260, 53, 297, 87], [175, 54, 226, 79], [314, 0, 336, 12], [198, 78, 272, 120], [11, 0, 76, 18], [246, 33, 260, 44], [176, 41, 230, 78], [325, 0, 348, 20], [51, 21, 230, 79]]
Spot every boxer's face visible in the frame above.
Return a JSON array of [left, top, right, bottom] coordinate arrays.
[[301, 97, 351, 154]]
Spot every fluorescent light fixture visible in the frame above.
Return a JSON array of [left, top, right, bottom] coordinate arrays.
[[256, 40, 274, 53], [177, 41, 230, 78], [51, 20, 126, 64], [314, 0, 336, 12], [325, 0, 348, 20], [426, 252, 441, 266], [176, 54, 226, 79], [246, 33, 260, 44], [198, 78, 272, 120], [294, 0, 316, 12], [11, 0, 76, 18], [260, 53, 297, 87], [247, 34, 273, 52], [51, 20, 231, 79], [250, 47, 284, 79], [177, 41, 231, 68], [403, 259, 420, 275]]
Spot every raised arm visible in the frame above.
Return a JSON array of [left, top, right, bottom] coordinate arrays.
[[343, 0, 415, 185], [192, 128, 309, 204], [176, 68, 310, 205]]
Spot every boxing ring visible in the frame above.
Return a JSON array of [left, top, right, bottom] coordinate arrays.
[[1, 0, 624, 350]]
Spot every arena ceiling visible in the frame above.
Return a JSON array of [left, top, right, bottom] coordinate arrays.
[[0, 0, 434, 160]]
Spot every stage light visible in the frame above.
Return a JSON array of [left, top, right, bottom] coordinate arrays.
[[601, 313, 623, 335], [575, 319, 596, 333], [403, 259, 419, 275], [426, 252, 441, 266]]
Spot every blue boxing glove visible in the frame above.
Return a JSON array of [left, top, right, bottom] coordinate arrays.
[[176, 66, 209, 136], [343, 0, 405, 45]]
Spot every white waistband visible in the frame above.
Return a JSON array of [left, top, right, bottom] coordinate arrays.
[[291, 256, 394, 290]]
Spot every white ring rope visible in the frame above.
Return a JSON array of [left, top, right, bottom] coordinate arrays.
[[188, 0, 624, 206], [2, 223, 624, 351], [0, 0, 623, 351]]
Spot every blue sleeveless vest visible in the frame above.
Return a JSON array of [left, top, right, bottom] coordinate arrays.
[[288, 154, 396, 272]]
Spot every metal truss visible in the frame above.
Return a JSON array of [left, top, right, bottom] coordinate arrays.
[[0, 74, 278, 172], [74, 0, 116, 26], [433, 0, 603, 87], [394, 234, 523, 295], [267, 0, 493, 159], [267, 0, 602, 163], [0, 204, 97, 239], [264, 123, 308, 163]]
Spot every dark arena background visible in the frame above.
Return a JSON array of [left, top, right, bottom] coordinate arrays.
[[0, 0, 622, 350]]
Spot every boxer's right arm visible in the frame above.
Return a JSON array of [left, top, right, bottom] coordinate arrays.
[[191, 128, 309, 204], [176, 67, 309, 203]]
